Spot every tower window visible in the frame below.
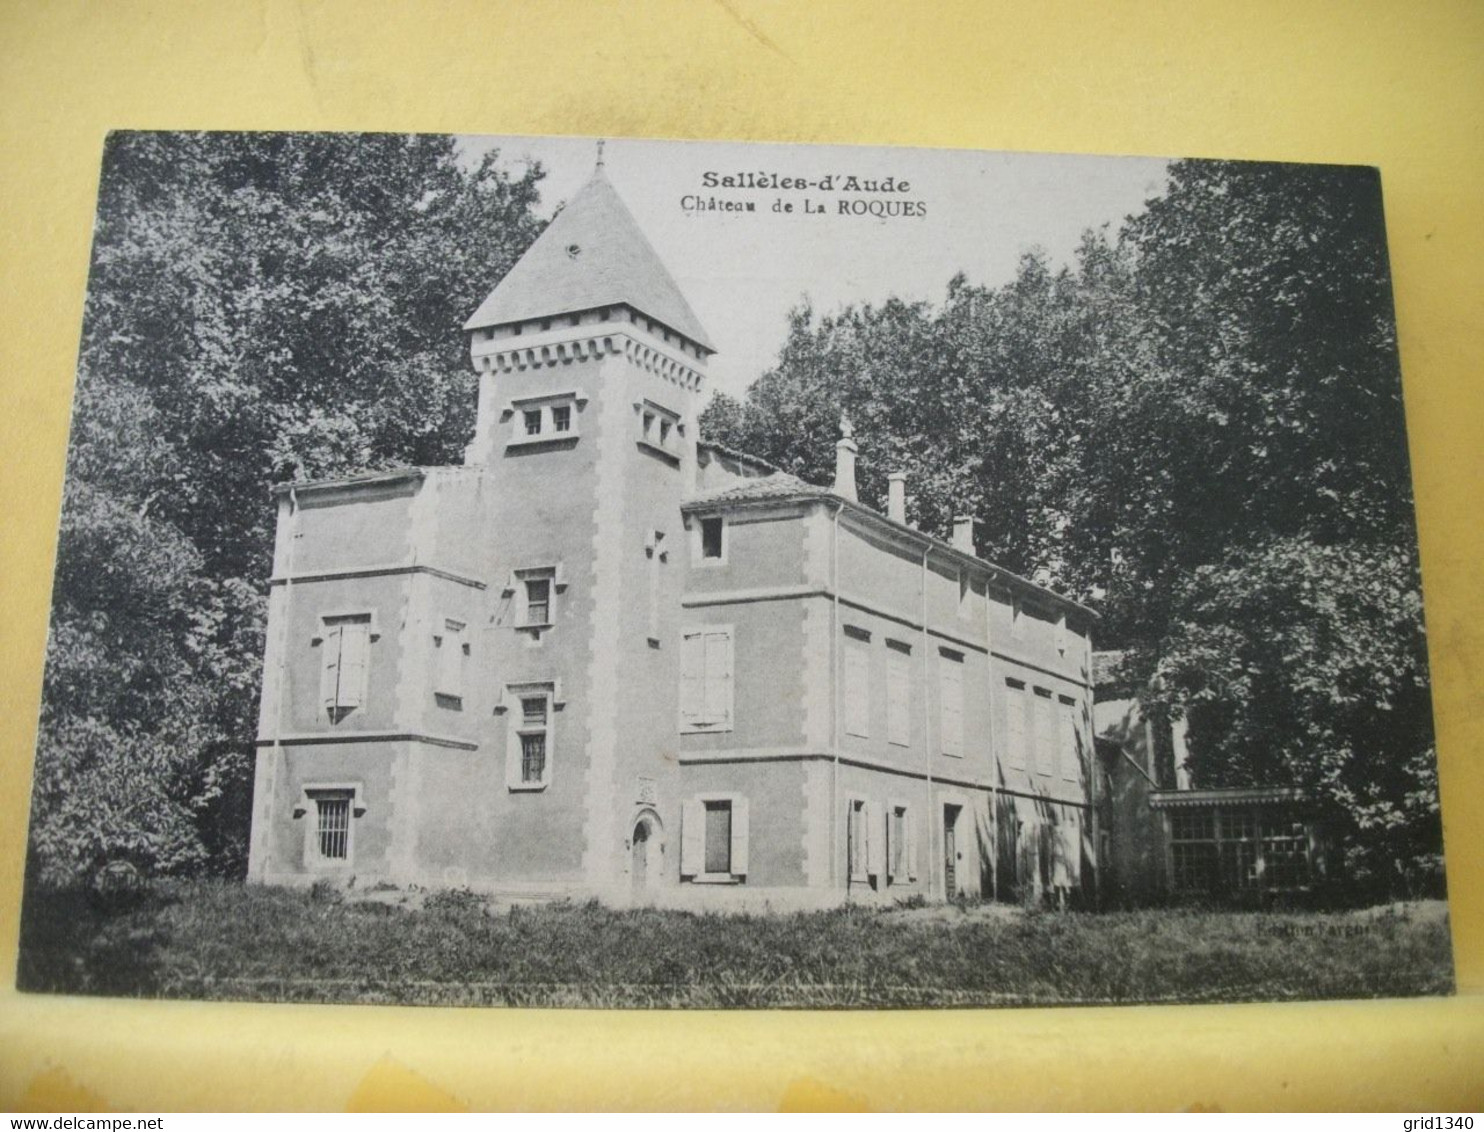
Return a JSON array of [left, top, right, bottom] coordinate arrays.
[[523, 409, 542, 436], [551, 404, 572, 433], [519, 696, 549, 784], [524, 577, 551, 626], [502, 682, 559, 791]]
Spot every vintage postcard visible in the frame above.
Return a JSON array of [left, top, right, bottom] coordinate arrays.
[[16, 132, 1453, 1007]]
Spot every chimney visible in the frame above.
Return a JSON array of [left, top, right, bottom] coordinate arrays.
[[952, 515, 975, 554], [887, 472, 907, 523], [832, 414, 858, 502]]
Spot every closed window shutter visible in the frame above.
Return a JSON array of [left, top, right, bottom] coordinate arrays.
[[866, 800, 885, 878], [320, 625, 343, 713], [680, 633, 704, 722], [887, 651, 910, 745], [845, 644, 870, 737], [338, 623, 369, 709], [704, 630, 732, 724], [1007, 691, 1026, 768], [730, 795, 749, 876], [940, 660, 963, 755], [680, 798, 703, 876], [1035, 696, 1054, 775], [1059, 702, 1078, 782]]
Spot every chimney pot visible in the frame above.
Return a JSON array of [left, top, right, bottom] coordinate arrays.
[[887, 472, 907, 523], [952, 515, 976, 554]]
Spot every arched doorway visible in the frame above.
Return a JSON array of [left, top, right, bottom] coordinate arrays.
[[629, 810, 665, 897]]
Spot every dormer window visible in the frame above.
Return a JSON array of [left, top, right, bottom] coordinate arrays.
[[523, 409, 543, 437]]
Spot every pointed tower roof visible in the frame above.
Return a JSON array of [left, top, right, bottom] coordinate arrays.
[[463, 167, 715, 352]]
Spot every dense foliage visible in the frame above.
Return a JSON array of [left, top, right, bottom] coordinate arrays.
[[29, 132, 544, 885], [703, 160, 1438, 891]]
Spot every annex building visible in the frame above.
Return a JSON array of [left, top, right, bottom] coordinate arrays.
[[246, 163, 1100, 908]]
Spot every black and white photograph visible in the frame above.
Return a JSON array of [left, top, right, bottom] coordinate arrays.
[[16, 131, 1454, 1008]]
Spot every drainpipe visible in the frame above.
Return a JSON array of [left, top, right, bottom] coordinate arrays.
[[830, 501, 843, 893], [920, 543, 934, 899], [264, 486, 299, 879], [984, 561, 998, 904]]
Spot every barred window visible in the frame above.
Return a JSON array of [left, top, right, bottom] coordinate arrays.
[[519, 696, 548, 785]]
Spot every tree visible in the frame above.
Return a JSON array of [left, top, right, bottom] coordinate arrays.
[[28, 132, 544, 885]]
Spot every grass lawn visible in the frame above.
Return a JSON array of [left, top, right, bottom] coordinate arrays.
[[15, 881, 1454, 1008]]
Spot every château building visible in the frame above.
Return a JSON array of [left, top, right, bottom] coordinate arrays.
[[246, 161, 1099, 908]]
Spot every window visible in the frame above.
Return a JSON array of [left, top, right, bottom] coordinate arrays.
[[638, 400, 683, 460], [843, 626, 871, 738], [1005, 680, 1027, 769], [318, 613, 374, 723], [505, 392, 583, 446], [524, 577, 551, 625], [433, 618, 468, 704], [502, 683, 558, 790], [1033, 689, 1055, 776], [705, 800, 732, 874], [1221, 810, 1260, 890], [507, 565, 564, 637], [938, 649, 964, 757], [315, 794, 350, 860], [680, 795, 749, 881], [887, 803, 917, 884], [1261, 817, 1309, 889], [694, 514, 726, 564], [886, 641, 912, 747], [1058, 696, 1079, 783], [1169, 811, 1218, 892], [519, 697, 548, 784], [680, 626, 734, 731], [297, 785, 363, 868], [847, 798, 885, 884]]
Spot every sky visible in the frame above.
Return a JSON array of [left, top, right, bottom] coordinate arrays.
[[458, 135, 1169, 403]]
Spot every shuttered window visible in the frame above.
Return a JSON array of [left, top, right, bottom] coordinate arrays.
[[844, 631, 871, 738], [680, 626, 734, 730], [1034, 691, 1055, 776], [680, 795, 749, 880], [886, 645, 911, 747], [1058, 697, 1079, 783], [939, 651, 964, 757], [319, 613, 372, 723], [1006, 683, 1027, 769], [433, 619, 467, 701], [704, 800, 732, 874]]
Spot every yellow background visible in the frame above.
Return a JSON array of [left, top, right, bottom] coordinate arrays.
[[1, 0, 1481, 1111]]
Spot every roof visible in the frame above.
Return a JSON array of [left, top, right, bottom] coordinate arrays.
[[463, 169, 715, 351], [686, 471, 819, 506], [682, 471, 1098, 623], [1148, 786, 1308, 810]]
